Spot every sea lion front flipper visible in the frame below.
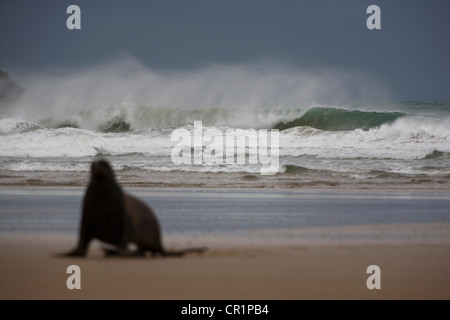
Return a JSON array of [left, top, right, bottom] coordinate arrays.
[[54, 226, 92, 258]]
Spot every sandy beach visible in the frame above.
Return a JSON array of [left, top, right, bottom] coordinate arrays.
[[1, 186, 449, 300]]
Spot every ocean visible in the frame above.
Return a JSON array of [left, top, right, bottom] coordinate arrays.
[[0, 60, 448, 189], [1, 99, 449, 189]]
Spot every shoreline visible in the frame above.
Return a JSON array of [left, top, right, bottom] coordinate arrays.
[[1, 169, 450, 194]]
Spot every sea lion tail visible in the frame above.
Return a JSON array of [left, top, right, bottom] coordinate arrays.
[[100, 246, 208, 257], [161, 247, 207, 257]]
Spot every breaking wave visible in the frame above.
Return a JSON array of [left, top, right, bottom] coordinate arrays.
[[274, 107, 405, 131]]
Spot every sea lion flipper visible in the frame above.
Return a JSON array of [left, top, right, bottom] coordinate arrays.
[[55, 225, 92, 257], [53, 246, 87, 258], [102, 247, 146, 258], [64, 247, 87, 257], [160, 246, 208, 257]]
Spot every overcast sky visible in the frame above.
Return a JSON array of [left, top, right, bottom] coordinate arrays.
[[1, 0, 449, 101]]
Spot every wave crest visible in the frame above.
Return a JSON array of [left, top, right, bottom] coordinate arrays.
[[274, 107, 404, 131]]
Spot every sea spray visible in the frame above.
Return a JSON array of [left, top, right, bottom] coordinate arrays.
[[5, 57, 390, 131]]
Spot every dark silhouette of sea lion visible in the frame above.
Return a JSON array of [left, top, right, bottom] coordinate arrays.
[[62, 160, 206, 257]]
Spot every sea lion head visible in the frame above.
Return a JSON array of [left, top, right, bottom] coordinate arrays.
[[90, 160, 115, 181]]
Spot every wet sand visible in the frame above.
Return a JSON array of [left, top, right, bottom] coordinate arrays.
[[0, 187, 449, 299]]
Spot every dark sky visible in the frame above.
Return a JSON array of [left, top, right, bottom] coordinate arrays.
[[1, 0, 449, 100]]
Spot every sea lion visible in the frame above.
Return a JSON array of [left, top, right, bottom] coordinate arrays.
[[63, 160, 206, 257]]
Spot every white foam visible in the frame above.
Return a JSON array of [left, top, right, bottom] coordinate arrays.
[[0, 118, 42, 134], [0, 127, 170, 158], [279, 116, 450, 160], [2, 161, 88, 172]]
